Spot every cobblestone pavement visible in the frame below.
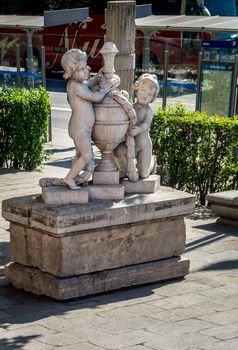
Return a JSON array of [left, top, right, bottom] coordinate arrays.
[[0, 130, 238, 350]]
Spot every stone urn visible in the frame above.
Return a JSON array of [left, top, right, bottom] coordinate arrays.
[[92, 43, 129, 172]]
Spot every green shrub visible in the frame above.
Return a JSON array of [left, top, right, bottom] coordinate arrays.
[[150, 104, 238, 205], [0, 86, 50, 170]]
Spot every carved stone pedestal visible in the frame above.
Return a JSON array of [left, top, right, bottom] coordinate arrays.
[[207, 190, 238, 226], [2, 187, 195, 300]]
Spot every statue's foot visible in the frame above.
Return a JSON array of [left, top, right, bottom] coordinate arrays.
[[75, 170, 92, 185], [64, 177, 81, 190], [128, 170, 139, 182], [39, 177, 66, 187]]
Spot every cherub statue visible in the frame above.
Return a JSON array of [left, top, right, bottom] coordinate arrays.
[[114, 73, 159, 179], [61, 48, 113, 189]]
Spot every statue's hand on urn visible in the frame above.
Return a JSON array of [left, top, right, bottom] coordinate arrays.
[[128, 126, 142, 137], [101, 79, 118, 94], [98, 72, 120, 90]]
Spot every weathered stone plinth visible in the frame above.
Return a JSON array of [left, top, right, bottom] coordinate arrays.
[[93, 171, 120, 185], [5, 257, 190, 300], [40, 175, 160, 203], [2, 187, 195, 300], [121, 175, 160, 194], [207, 190, 238, 226], [87, 184, 124, 200], [42, 186, 88, 205]]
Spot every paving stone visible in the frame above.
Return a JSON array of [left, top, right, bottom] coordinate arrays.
[[153, 281, 212, 297], [184, 251, 218, 272], [58, 306, 103, 319], [198, 308, 238, 326], [200, 339, 238, 350], [37, 313, 106, 332], [91, 316, 164, 335], [148, 304, 217, 323], [19, 341, 54, 350], [197, 284, 238, 299], [88, 330, 167, 350], [83, 285, 166, 310], [188, 272, 238, 288], [146, 318, 216, 337], [196, 295, 238, 312], [0, 338, 54, 350], [34, 328, 105, 347], [0, 325, 58, 342], [200, 323, 238, 341], [198, 239, 238, 254], [148, 292, 210, 310], [59, 342, 107, 350], [120, 346, 153, 350], [145, 332, 220, 350], [0, 313, 67, 332]]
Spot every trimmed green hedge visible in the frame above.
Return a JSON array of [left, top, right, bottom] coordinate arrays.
[[150, 104, 238, 205], [0, 86, 50, 170]]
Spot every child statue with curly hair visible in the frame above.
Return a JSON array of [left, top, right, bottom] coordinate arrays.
[[61, 49, 113, 189], [114, 73, 159, 179]]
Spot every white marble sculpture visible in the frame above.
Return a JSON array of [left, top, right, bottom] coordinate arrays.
[[60, 48, 114, 189], [114, 73, 159, 179], [41, 43, 159, 192]]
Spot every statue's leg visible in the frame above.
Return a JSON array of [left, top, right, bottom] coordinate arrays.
[[136, 145, 153, 179], [71, 149, 81, 166], [136, 134, 156, 179], [113, 142, 128, 178], [64, 133, 93, 189]]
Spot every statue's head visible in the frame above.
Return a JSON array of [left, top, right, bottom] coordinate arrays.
[[133, 74, 159, 103], [61, 49, 87, 80]]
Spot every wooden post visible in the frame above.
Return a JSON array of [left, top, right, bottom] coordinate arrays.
[[106, 1, 136, 98]]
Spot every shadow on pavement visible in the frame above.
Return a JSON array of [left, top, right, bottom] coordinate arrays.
[[200, 259, 238, 271], [44, 159, 72, 169], [0, 274, 181, 331], [192, 222, 238, 236], [186, 231, 226, 252], [48, 147, 74, 153], [0, 168, 27, 175], [0, 335, 40, 350]]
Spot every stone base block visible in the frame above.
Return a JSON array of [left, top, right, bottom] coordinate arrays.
[[93, 171, 120, 185], [87, 184, 124, 200], [9, 217, 186, 277], [42, 186, 88, 205], [206, 190, 238, 225], [122, 175, 160, 194], [3, 187, 195, 299], [5, 257, 190, 300]]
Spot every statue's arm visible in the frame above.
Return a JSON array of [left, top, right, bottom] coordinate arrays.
[[76, 83, 106, 102], [139, 107, 153, 132], [129, 107, 153, 136]]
